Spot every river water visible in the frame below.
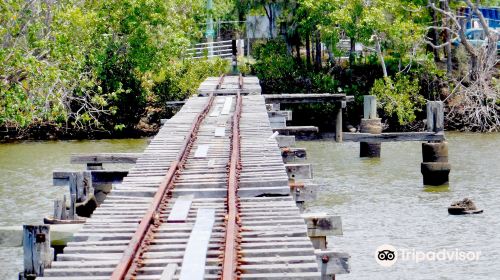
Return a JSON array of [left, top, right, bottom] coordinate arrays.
[[0, 139, 148, 279], [302, 132, 500, 279], [0, 133, 498, 279]]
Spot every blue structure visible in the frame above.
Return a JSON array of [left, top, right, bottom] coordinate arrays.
[[461, 7, 500, 29]]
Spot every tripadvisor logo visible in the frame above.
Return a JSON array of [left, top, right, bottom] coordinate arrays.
[[375, 244, 481, 267], [375, 244, 397, 267]]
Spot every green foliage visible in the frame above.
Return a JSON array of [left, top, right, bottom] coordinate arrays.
[[251, 39, 339, 93], [152, 58, 229, 106], [370, 74, 426, 125], [0, 0, 233, 132]]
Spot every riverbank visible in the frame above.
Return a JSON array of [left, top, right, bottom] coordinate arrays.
[[0, 124, 158, 143]]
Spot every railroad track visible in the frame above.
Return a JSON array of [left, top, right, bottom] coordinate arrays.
[[40, 75, 320, 280]]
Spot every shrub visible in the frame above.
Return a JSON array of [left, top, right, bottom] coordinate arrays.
[[370, 74, 425, 125]]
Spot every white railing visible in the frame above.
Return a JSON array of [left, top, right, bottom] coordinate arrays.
[[185, 40, 234, 60]]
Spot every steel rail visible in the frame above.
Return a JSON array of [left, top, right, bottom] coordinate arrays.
[[110, 75, 225, 280], [216, 74, 225, 90], [221, 76, 244, 279]]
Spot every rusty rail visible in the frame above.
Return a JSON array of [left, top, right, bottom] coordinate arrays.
[[217, 74, 225, 90], [221, 90, 243, 279], [110, 76, 224, 280]]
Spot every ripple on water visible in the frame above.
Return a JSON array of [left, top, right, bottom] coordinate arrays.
[[300, 132, 500, 279]]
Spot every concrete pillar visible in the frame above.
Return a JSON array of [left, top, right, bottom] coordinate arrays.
[[421, 142, 450, 185], [335, 101, 344, 143], [360, 96, 382, 157], [421, 101, 450, 186]]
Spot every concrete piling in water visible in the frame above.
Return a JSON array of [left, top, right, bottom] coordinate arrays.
[[360, 95, 382, 157], [421, 101, 450, 186]]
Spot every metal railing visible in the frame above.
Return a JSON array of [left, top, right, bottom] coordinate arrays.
[[185, 40, 234, 60]]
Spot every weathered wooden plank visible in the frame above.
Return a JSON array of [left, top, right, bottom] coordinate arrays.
[[194, 145, 209, 158], [160, 263, 178, 280], [179, 208, 216, 280], [21, 225, 52, 278], [301, 214, 342, 237], [214, 127, 225, 137], [263, 94, 352, 104], [275, 135, 295, 148], [342, 132, 445, 142], [165, 101, 186, 107], [53, 198, 64, 220], [221, 96, 233, 115], [290, 183, 318, 202], [70, 153, 141, 164], [167, 196, 193, 223], [315, 250, 350, 276], [281, 148, 307, 162], [267, 110, 292, 121], [53, 170, 128, 186], [285, 164, 313, 180], [272, 126, 319, 135]]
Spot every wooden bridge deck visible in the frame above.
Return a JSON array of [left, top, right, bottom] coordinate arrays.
[[39, 77, 326, 279]]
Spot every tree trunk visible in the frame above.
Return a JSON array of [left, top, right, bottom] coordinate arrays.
[[443, 0, 453, 75], [374, 36, 388, 77], [295, 32, 301, 64], [306, 33, 311, 69], [264, 4, 274, 38], [429, 2, 441, 62], [349, 37, 356, 66], [315, 30, 321, 71]]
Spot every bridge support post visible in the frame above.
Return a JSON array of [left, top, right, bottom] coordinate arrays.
[[19, 225, 52, 280], [421, 101, 450, 186], [360, 96, 382, 157], [335, 101, 345, 143]]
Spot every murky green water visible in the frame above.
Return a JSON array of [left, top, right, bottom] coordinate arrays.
[[0, 133, 499, 279], [0, 139, 148, 279], [301, 132, 500, 279]]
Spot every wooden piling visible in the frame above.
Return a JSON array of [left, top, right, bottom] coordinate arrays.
[[335, 104, 343, 143], [69, 194, 76, 220], [19, 225, 51, 279], [360, 96, 382, 157], [426, 101, 444, 133], [422, 101, 450, 186]]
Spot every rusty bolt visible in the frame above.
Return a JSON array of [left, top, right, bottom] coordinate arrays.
[[35, 233, 45, 243], [322, 255, 330, 263]]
